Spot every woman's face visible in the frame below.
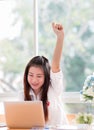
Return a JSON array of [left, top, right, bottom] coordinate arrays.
[[27, 66, 45, 94]]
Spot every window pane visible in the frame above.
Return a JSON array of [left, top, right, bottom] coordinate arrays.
[[38, 0, 94, 91], [0, 0, 34, 93], [65, 103, 94, 114]]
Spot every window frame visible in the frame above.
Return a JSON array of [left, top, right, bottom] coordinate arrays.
[[0, 92, 80, 103]]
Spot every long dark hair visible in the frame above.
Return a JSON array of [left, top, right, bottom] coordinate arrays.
[[23, 56, 51, 121]]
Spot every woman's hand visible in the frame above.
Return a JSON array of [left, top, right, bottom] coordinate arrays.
[[52, 22, 64, 40]]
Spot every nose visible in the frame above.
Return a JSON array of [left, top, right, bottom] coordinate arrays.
[[32, 77, 38, 84]]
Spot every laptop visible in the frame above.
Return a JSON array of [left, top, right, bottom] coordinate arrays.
[[4, 101, 45, 129]]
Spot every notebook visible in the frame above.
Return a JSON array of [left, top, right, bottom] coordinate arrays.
[[4, 101, 45, 129]]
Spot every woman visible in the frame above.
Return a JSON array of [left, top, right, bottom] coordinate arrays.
[[23, 22, 68, 126]]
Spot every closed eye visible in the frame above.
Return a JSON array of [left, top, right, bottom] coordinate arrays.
[[37, 75, 42, 78], [28, 74, 33, 77]]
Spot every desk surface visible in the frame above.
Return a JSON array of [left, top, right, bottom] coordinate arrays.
[[0, 125, 94, 130], [0, 126, 78, 129], [0, 115, 5, 122], [0, 114, 94, 130]]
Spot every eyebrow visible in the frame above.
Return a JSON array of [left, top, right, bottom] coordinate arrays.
[[28, 72, 44, 75]]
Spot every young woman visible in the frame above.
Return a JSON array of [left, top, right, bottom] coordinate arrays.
[[23, 22, 68, 126]]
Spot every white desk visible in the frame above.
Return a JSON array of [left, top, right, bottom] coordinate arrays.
[[0, 125, 93, 130], [0, 114, 93, 130]]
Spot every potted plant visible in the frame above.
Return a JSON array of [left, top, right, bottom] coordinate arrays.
[[78, 73, 94, 129], [75, 112, 93, 130], [80, 73, 94, 102]]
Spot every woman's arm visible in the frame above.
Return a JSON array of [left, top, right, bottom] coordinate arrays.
[[51, 22, 64, 73]]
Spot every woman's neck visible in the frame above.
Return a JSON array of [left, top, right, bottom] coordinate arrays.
[[33, 89, 41, 96]]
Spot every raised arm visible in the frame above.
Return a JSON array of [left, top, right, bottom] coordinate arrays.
[[51, 22, 64, 73]]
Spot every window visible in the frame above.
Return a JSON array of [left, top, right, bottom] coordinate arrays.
[[0, 0, 34, 93], [0, 0, 94, 115], [38, 0, 94, 92]]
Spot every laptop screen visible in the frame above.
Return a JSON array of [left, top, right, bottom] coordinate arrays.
[[4, 101, 45, 129]]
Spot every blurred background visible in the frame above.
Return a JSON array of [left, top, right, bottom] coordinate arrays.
[[0, 0, 94, 115]]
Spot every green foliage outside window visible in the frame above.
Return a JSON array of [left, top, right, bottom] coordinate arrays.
[[0, 0, 94, 92]]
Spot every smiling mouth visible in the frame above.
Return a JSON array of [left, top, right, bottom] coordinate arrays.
[[32, 84, 39, 87]]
